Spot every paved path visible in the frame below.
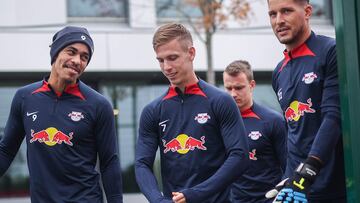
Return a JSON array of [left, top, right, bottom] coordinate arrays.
[[0, 193, 148, 203]]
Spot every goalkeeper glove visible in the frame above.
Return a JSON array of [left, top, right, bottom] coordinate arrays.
[[265, 157, 322, 203]]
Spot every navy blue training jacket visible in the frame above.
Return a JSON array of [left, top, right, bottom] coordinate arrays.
[[0, 79, 123, 203], [231, 102, 287, 203], [272, 31, 346, 200], [135, 79, 249, 203]]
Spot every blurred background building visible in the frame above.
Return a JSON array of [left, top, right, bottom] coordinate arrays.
[[0, 0, 334, 201]]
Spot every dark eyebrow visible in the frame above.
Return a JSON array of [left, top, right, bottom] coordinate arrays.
[[65, 46, 78, 52], [66, 45, 89, 56]]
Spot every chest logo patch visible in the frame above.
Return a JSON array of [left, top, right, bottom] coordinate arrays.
[[162, 134, 207, 154], [68, 111, 84, 122], [26, 111, 38, 121], [302, 72, 318, 84], [248, 131, 262, 140], [30, 127, 73, 146], [249, 149, 257, 160], [159, 119, 169, 132], [195, 113, 211, 124], [277, 88, 283, 101], [284, 98, 316, 122]]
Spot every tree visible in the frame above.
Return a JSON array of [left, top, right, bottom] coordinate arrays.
[[157, 0, 252, 84]]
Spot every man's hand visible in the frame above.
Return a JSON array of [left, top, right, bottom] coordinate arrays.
[[266, 157, 322, 203], [265, 178, 288, 199], [172, 192, 186, 203]]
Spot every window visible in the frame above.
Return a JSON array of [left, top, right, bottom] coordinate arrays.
[[252, 84, 281, 112], [156, 0, 202, 20], [99, 83, 168, 193], [312, 0, 331, 18], [311, 0, 333, 23], [67, 0, 127, 22], [156, 0, 333, 24], [0, 87, 29, 198]]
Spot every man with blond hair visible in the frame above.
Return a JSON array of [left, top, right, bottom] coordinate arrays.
[[135, 23, 249, 203]]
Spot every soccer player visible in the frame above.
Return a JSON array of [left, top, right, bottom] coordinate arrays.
[[0, 26, 123, 203], [223, 60, 287, 203], [135, 23, 249, 203], [266, 0, 346, 202]]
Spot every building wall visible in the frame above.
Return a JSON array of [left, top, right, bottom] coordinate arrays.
[[0, 0, 335, 73]]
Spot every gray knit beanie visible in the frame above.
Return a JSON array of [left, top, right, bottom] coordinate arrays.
[[50, 26, 94, 65]]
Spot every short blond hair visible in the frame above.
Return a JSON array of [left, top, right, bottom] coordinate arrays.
[[152, 23, 193, 51], [224, 60, 254, 82]]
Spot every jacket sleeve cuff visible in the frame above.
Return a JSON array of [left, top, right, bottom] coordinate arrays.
[[181, 189, 200, 203]]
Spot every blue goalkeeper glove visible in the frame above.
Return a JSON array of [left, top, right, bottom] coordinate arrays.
[[265, 157, 322, 203]]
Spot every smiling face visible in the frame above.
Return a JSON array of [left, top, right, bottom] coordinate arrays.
[[268, 0, 312, 50], [155, 38, 197, 89], [49, 43, 89, 88]]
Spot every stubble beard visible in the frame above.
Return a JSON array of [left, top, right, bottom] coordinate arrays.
[[278, 25, 305, 48]]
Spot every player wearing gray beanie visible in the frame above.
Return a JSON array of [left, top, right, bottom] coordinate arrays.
[[50, 26, 94, 65]]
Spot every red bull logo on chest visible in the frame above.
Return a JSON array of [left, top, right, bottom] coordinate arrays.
[[284, 98, 316, 122], [30, 127, 73, 146], [249, 149, 257, 160], [162, 134, 207, 154]]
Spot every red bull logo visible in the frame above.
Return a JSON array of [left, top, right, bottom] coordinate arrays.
[[30, 130, 50, 143], [162, 134, 207, 154], [30, 127, 73, 146], [284, 98, 316, 122]]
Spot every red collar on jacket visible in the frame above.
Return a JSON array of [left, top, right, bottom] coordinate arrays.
[[163, 82, 206, 100], [32, 79, 85, 100], [241, 107, 260, 119], [279, 41, 316, 72]]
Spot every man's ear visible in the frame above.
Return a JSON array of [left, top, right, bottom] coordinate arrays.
[[250, 80, 256, 92], [188, 46, 196, 61], [304, 4, 313, 20]]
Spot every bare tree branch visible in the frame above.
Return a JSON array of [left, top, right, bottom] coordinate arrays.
[[156, 0, 252, 84]]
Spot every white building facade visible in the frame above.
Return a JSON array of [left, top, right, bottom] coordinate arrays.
[[0, 0, 334, 197]]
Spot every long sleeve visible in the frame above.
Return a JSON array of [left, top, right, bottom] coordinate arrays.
[[181, 94, 249, 203], [96, 100, 123, 203], [272, 115, 287, 172], [135, 105, 172, 203], [0, 90, 25, 176], [309, 45, 341, 163]]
